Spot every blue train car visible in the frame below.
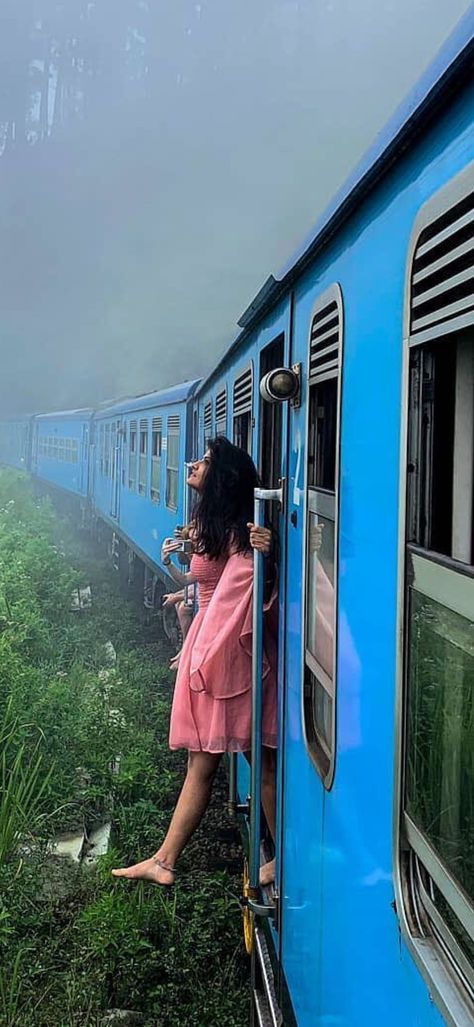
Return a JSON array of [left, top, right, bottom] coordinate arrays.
[[92, 381, 200, 581], [193, 10, 474, 1027], [0, 417, 33, 471], [32, 409, 93, 498]]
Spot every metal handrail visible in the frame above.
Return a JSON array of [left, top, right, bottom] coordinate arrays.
[[249, 486, 281, 898]]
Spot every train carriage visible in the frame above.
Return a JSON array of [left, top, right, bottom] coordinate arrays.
[[92, 381, 200, 586], [0, 416, 33, 471], [192, 10, 474, 1026], [31, 409, 93, 499]]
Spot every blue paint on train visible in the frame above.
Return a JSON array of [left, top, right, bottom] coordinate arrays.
[[1, 11, 473, 1026], [32, 409, 93, 497], [0, 417, 32, 470], [92, 381, 199, 569]]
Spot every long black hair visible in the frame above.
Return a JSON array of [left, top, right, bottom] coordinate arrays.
[[192, 436, 259, 559]]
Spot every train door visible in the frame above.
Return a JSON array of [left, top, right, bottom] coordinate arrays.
[[250, 287, 343, 1024], [278, 285, 343, 1023], [110, 419, 122, 519], [247, 331, 294, 1024], [32, 422, 39, 473], [80, 423, 89, 495]]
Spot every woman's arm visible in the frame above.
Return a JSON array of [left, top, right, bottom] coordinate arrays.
[[162, 539, 198, 586], [163, 562, 197, 587]]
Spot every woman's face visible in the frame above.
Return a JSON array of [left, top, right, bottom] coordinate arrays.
[[187, 450, 211, 492]]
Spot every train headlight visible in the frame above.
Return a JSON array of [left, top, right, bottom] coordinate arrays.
[[259, 365, 300, 404]]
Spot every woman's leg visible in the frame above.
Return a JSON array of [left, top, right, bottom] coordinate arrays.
[[177, 600, 193, 643], [260, 746, 277, 886], [112, 750, 222, 885]]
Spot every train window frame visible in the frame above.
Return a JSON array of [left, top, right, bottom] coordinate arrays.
[[99, 425, 104, 475], [128, 420, 137, 490], [395, 161, 474, 1027], [138, 419, 148, 496], [302, 283, 343, 791], [150, 417, 162, 504], [104, 424, 110, 477], [166, 415, 180, 511], [233, 362, 253, 454]]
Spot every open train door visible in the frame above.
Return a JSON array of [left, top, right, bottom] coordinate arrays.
[[249, 286, 343, 1026], [245, 323, 296, 1025]]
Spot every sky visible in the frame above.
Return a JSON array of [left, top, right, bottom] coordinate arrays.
[[0, 0, 471, 416]]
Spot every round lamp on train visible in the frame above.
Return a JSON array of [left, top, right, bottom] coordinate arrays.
[[259, 366, 300, 404]]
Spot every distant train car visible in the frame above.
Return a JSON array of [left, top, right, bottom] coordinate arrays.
[[31, 409, 93, 499], [192, 11, 474, 1027], [91, 380, 200, 586], [0, 416, 33, 471]]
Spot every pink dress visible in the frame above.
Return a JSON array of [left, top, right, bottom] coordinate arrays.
[[169, 551, 277, 753]]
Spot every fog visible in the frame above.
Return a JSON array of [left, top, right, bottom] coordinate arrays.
[[0, 1, 471, 416]]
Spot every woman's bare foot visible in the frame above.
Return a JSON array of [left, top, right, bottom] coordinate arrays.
[[259, 858, 276, 887], [111, 856, 175, 887]]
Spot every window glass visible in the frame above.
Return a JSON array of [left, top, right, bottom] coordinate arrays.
[[129, 424, 137, 489], [151, 429, 161, 502], [104, 425, 110, 476], [166, 424, 180, 509], [233, 412, 251, 454], [306, 513, 335, 678], [308, 379, 337, 490], [138, 428, 147, 495], [406, 589, 474, 904]]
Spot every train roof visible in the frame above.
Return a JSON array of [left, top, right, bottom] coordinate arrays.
[[197, 4, 474, 394], [95, 379, 201, 418], [34, 408, 94, 422]]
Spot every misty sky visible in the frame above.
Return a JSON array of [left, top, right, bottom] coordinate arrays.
[[0, 1, 471, 416]]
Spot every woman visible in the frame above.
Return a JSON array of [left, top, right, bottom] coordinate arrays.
[[112, 437, 277, 887]]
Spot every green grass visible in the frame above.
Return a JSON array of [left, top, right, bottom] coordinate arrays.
[[0, 469, 248, 1027]]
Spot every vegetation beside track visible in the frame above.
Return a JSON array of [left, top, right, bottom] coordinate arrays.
[[0, 470, 248, 1027]]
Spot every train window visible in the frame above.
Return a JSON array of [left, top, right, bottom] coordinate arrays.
[[151, 417, 162, 503], [138, 419, 148, 495], [128, 420, 137, 490], [204, 400, 213, 446], [233, 364, 253, 454], [104, 424, 111, 476], [166, 415, 180, 510], [121, 424, 127, 486], [215, 388, 227, 436], [303, 285, 343, 789], [400, 167, 474, 1016], [98, 426, 103, 474]]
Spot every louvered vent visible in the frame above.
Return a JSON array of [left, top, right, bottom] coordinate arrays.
[[233, 366, 253, 416], [139, 418, 147, 431], [410, 188, 474, 340], [215, 389, 227, 433], [130, 419, 137, 431], [168, 415, 180, 432], [152, 416, 162, 431], [204, 401, 212, 438], [309, 299, 341, 382]]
